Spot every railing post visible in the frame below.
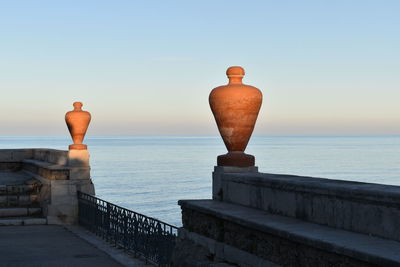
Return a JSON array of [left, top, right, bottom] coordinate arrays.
[[106, 202, 111, 242], [123, 210, 128, 250]]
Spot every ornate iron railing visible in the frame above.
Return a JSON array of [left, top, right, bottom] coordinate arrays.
[[77, 191, 178, 266]]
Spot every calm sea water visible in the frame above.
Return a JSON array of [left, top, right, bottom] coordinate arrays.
[[1, 135, 399, 226]]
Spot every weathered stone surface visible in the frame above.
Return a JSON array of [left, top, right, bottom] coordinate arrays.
[[0, 150, 14, 162], [219, 172, 400, 242], [0, 194, 39, 207], [0, 162, 22, 171], [172, 233, 221, 267], [33, 149, 68, 165], [69, 167, 91, 180], [46, 179, 94, 224], [0, 170, 34, 185], [0, 149, 33, 162], [212, 166, 258, 201], [1, 148, 95, 225], [68, 149, 90, 167], [11, 149, 34, 161], [0, 149, 67, 164], [178, 200, 400, 267], [172, 228, 277, 267], [22, 159, 70, 180]]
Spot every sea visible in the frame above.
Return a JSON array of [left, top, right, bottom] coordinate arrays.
[[0, 135, 399, 226]]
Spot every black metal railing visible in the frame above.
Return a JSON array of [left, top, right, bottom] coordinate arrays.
[[77, 191, 178, 266]]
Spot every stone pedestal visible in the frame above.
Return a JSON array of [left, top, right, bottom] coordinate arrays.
[[45, 149, 95, 224], [68, 150, 91, 180], [68, 150, 90, 167]]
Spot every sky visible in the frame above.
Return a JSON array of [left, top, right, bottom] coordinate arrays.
[[0, 0, 399, 135]]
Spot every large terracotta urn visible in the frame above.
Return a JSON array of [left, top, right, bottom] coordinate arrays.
[[209, 66, 262, 167], [65, 102, 91, 150]]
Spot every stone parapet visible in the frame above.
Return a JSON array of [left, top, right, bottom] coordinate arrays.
[[0, 149, 68, 164], [177, 199, 400, 266], [32, 149, 68, 165], [175, 167, 400, 266], [219, 172, 400, 242], [0, 149, 33, 162], [0, 149, 90, 181]]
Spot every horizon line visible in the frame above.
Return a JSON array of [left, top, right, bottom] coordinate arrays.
[[1, 134, 399, 137]]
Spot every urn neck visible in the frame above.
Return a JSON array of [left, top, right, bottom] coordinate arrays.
[[73, 102, 83, 111], [228, 76, 243, 84]]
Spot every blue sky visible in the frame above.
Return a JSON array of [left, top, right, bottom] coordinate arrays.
[[1, 0, 399, 134]]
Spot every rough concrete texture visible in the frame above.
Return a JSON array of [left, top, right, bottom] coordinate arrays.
[[178, 199, 400, 267], [0, 225, 129, 266], [219, 172, 400, 242]]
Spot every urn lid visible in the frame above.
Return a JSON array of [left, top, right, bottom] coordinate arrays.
[[226, 66, 245, 84], [226, 66, 245, 77]]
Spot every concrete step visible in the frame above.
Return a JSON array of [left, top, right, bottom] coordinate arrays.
[[0, 217, 47, 226], [0, 194, 39, 208], [0, 207, 42, 218]]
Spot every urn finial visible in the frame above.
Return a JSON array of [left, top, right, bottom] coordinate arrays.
[[209, 66, 263, 167], [65, 102, 91, 150], [226, 66, 245, 84]]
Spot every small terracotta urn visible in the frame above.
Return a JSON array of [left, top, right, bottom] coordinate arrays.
[[65, 102, 91, 150], [209, 66, 262, 167]]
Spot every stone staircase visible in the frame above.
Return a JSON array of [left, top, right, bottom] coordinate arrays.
[[0, 171, 47, 225]]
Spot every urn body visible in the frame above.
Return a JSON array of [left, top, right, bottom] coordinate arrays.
[[65, 102, 91, 150], [209, 66, 262, 166]]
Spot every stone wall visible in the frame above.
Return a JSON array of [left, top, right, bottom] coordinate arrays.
[[174, 167, 400, 266], [216, 172, 400, 242], [176, 205, 372, 267], [0, 149, 95, 224]]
